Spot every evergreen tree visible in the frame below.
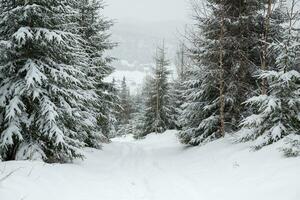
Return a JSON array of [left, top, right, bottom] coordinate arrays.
[[77, 0, 116, 147], [239, 0, 300, 156], [259, 0, 286, 95], [0, 0, 89, 162], [169, 43, 188, 130], [106, 78, 120, 139], [131, 86, 147, 139], [118, 77, 132, 126], [168, 81, 183, 129], [179, 0, 264, 145], [143, 44, 173, 135], [118, 87, 146, 138], [114, 76, 133, 137], [175, 43, 188, 80], [132, 76, 152, 139]]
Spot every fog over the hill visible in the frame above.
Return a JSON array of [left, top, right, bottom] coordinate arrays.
[[104, 0, 189, 22], [104, 0, 191, 72]]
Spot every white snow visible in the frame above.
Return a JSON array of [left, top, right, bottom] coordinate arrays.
[[12, 27, 33, 46], [1, 130, 299, 200]]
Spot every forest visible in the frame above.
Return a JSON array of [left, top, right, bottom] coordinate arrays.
[[0, 0, 299, 200], [113, 0, 300, 158]]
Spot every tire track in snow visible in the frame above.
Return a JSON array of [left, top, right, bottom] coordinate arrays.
[[108, 138, 201, 200]]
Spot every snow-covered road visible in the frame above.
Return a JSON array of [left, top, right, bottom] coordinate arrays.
[[1, 130, 300, 200], [102, 131, 200, 200]]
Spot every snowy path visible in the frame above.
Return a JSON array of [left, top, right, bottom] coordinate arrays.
[[1, 130, 300, 200]]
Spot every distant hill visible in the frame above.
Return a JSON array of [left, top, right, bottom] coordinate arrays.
[[109, 19, 187, 72]]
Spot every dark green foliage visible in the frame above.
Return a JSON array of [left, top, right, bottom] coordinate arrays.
[[77, 0, 117, 147], [0, 0, 115, 162], [179, 0, 264, 145], [239, 1, 300, 155], [143, 45, 173, 135]]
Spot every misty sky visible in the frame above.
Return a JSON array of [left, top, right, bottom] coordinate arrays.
[[104, 0, 190, 22]]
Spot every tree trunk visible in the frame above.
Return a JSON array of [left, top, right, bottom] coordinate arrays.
[[261, 0, 272, 95], [219, 2, 225, 137], [156, 50, 160, 134]]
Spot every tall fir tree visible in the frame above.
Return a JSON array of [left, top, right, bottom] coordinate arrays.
[[169, 43, 188, 130], [117, 77, 132, 127], [0, 0, 115, 162], [106, 78, 120, 139], [143, 44, 173, 135], [132, 75, 152, 139], [179, 0, 264, 145], [239, 0, 300, 156], [0, 0, 91, 162], [131, 90, 147, 139], [77, 0, 116, 147]]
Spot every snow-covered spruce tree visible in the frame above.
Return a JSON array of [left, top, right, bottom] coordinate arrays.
[[115, 77, 133, 136], [178, 0, 263, 145], [95, 81, 119, 142], [106, 78, 120, 139], [133, 75, 151, 139], [169, 43, 189, 130], [169, 81, 183, 130], [143, 44, 173, 135], [239, 1, 300, 155], [0, 0, 92, 162], [128, 87, 147, 139], [118, 77, 132, 126], [260, 0, 287, 94], [117, 89, 146, 138], [77, 0, 116, 147]]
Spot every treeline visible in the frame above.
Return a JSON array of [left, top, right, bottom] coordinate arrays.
[[119, 0, 300, 157], [1, 0, 299, 163], [0, 0, 117, 162], [114, 44, 177, 137]]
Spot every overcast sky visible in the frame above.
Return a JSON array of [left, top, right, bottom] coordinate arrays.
[[104, 0, 190, 22]]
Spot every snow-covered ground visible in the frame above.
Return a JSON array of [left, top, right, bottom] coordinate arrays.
[[1, 130, 299, 200]]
